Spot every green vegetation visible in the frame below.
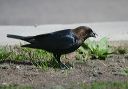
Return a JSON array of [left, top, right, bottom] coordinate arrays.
[[0, 47, 10, 60], [1, 82, 128, 89], [0, 46, 58, 69], [0, 85, 32, 89], [121, 67, 128, 76], [89, 81, 128, 89], [78, 37, 112, 60], [54, 82, 128, 89], [116, 47, 127, 54]]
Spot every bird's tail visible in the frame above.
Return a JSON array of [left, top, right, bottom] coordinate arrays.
[[7, 34, 25, 40]]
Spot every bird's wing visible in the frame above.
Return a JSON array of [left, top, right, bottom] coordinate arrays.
[[32, 29, 78, 50]]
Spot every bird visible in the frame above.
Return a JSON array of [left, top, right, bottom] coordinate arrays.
[[7, 26, 97, 69]]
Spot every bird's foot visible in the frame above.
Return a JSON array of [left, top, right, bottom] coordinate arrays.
[[60, 62, 73, 69]]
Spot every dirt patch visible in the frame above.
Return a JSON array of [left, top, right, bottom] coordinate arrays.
[[0, 41, 128, 88]]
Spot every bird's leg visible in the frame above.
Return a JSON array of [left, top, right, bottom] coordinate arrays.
[[53, 54, 69, 69], [64, 55, 73, 68]]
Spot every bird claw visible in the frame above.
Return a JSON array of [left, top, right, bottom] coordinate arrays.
[[60, 63, 73, 69]]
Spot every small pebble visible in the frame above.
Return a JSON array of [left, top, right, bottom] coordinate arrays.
[[16, 65, 21, 70]]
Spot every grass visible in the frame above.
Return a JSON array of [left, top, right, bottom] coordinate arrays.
[[0, 45, 59, 69], [121, 67, 128, 76], [77, 37, 112, 60], [0, 47, 10, 60], [0, 82, 128, 89], [0, 85, 32, 89], [64, 81, 128, 89], [115, 46, 128, 54], [89, 81, 128, 89]]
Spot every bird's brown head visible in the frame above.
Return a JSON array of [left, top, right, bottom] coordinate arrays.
[[73, 26, 97, 41]]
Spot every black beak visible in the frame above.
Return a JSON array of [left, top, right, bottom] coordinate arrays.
[[90, 32, 98, 38]]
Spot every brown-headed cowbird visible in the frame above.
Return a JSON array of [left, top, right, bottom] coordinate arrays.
[[7, 26, 97, 69]]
